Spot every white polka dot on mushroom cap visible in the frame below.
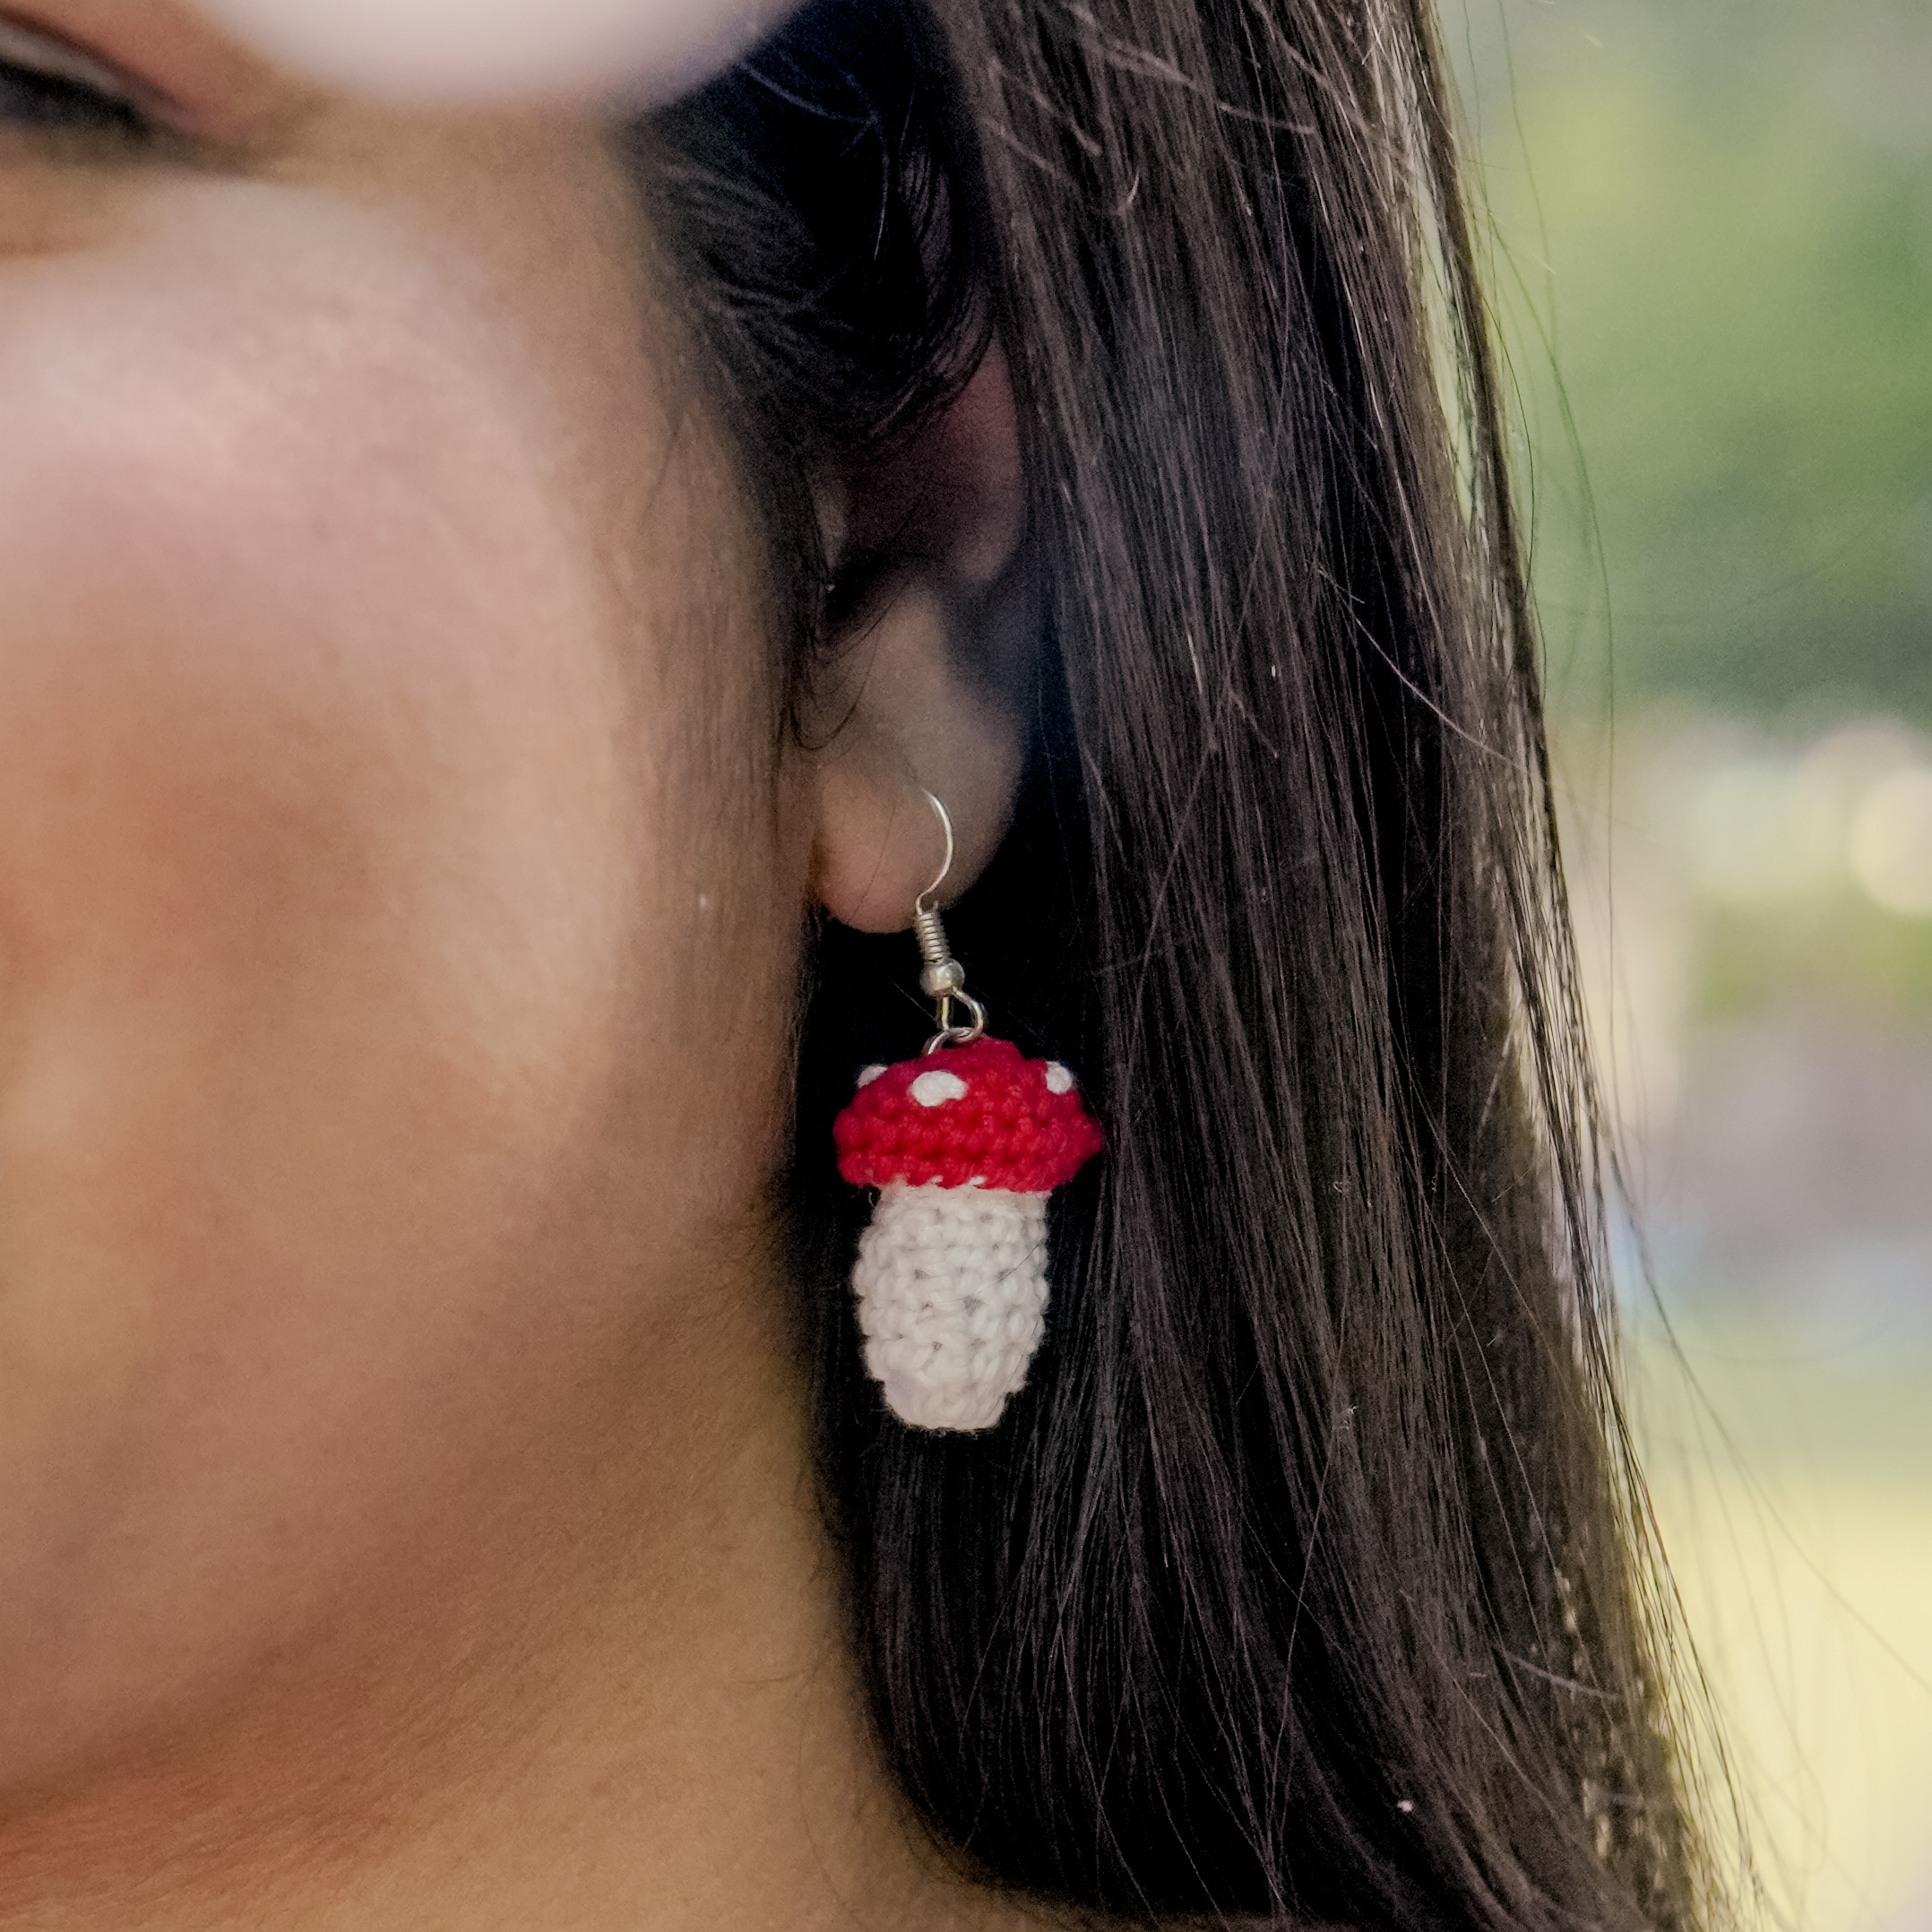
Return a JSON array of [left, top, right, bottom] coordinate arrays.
[[1045, 1062, 1075, 1094], [910, 1069, 970, 1108], [856, 1064, 888, 1089]]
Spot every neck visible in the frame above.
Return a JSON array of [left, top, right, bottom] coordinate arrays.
[[0, 1290, 1033, 1932]]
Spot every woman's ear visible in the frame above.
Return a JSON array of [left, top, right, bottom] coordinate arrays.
[[803, 347, 1033, 934]]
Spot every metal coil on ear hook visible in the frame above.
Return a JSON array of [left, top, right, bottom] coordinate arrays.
[[914, 793, 988, 1055]]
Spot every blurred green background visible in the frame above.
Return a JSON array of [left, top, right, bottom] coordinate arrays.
[[1454, 3, 1932, 1928], [1464, 0, 1932, 724]]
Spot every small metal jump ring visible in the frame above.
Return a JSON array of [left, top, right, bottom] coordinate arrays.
[[924, 990, 987, 1057]]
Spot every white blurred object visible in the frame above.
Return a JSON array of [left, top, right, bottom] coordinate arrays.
[[1850, 766, 1932, 920], [1689, 758, 1837, 906], [193, 0, 805, 106]]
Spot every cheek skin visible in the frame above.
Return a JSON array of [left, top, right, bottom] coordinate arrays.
[[0, 149, 783, 1772]]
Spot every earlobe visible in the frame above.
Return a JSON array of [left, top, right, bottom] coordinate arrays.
[[802, 347, 1031, 935], [806, 584, 1024, 933]]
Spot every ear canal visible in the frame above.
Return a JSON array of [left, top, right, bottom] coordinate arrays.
[[832, 348, 1022, 592]]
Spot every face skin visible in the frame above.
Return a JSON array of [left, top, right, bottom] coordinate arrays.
[[0, 6, 1029, 1928]]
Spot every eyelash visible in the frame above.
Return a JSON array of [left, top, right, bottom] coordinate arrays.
[[0, 27, 152, 142]]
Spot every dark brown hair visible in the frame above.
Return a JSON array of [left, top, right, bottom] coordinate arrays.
[[638, 2, 1703, 1924]]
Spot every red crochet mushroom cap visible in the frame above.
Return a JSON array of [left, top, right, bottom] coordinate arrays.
[[833, 1037, 1104, 1193]]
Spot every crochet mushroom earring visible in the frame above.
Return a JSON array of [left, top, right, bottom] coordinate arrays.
[[832, 794, 1104, 1431]]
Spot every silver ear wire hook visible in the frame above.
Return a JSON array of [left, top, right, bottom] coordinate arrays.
[[912, 792, 988, 1054], [917, 791, 956, 910]]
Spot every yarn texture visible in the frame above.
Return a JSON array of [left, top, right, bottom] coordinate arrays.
[[854, 1184, 1049, 1430], [832, 1037, 1103, 1431], [834, 1037, 1102, 1192]]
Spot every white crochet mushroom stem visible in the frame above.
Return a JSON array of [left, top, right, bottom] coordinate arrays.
[[853, 1183, 1049, 1432]]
